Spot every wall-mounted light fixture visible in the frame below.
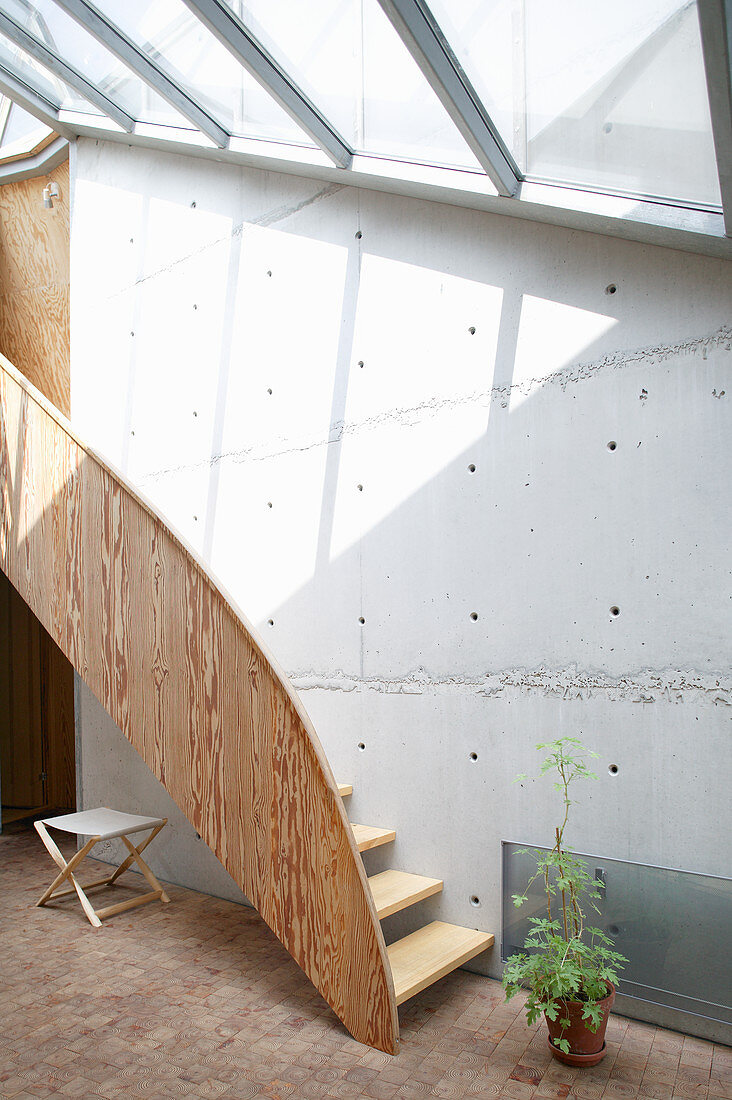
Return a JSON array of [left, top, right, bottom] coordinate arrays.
[[42, 181, 59, 209]]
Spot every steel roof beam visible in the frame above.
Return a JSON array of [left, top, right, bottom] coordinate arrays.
[[51, 0, 229, 147], [698, 0, 732, 236], [0, 62, 69, 135], [0, 94, 11, 142], [0, 11, 134, 132], [376, 0, 519, 197], [181, 0, 352, 167]]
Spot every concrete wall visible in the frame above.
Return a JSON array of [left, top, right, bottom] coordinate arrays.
[[70, 140, 731, 990]]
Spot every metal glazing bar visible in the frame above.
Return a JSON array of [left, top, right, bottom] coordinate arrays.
[[376, 0, 520, 197], [50, 0, 229, 147], [180, 0, 352, 167], [0, 11, 134, 131], [0, 94, 11, 143], [698, 0, 732, 236], [0, 61, 67, 134]]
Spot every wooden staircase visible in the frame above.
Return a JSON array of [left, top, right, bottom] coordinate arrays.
[[0, 353, 493, 1056], [341, 783, 494, 1013]]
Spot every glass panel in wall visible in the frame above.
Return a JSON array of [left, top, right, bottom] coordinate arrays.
[[502, 842, 732, 1026], [228, 0, 485, 172], [0, 100, 52, 149], [92, 0, 318, 145], [1, 0, 197, 128], [428, 0, 721, 207]]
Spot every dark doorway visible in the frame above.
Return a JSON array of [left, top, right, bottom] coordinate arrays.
[[0, 569, 75, 827]]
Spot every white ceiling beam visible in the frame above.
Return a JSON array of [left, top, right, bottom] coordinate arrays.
[[0, 11, 134, 132], [51, 0, 229, 148], [181, 0, 352, 168], [376, 0, 520, 197], [0, 62, 72, 137]]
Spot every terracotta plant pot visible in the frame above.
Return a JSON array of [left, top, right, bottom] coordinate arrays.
[[545, 982, 615, 1066]]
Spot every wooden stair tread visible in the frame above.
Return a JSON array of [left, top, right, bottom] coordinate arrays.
[[368, 870, 443, 919], [351, 823, 396, 852], [337, 783, 353, 797], [388, 921, 494, 1005]]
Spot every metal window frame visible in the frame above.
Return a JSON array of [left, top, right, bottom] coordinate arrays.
[[698, 0, 732, 236], [181, 0, 352, 168], [376, 0, 520, 197], [0, 2, 728, 258], [0, 132, 68, 181], [0, 11, 134, 132], [0, 94, 11, 143], [0, 61, 71, 136], [51, 0, 229, 148]]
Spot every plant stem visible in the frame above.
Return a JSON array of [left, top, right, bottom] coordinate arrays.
[[556, 826, 569, 942]]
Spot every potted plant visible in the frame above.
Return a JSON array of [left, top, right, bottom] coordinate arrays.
[[502, 738, 627, 1066]]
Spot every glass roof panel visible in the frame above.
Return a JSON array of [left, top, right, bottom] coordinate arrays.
[[361, 0, 483, 169], [1, 99, 52, 148], [524, 0, 721, 206], [1, 0, 197, 128], [421, 0, 520, 163], [430, 0, 721, 207], [92, 0, 317, 145], [0, 30, 93, 112], [227, 0, 484, 172], [229, 0, 359, 145]]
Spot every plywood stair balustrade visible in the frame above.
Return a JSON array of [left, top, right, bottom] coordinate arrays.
[[0, 353, 494, 1054], [337, 783, 495, 1009], [0, 354, 396, 1055]]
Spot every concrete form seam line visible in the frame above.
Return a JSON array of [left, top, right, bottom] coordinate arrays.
[[135, 323, 731, 487], [288, 666, 732, 704]]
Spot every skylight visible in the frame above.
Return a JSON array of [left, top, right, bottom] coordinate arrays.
[[0, 0, 728, 253]]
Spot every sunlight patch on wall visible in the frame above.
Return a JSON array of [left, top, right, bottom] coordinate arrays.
[[347, 252, 504, 419], [211, 446, 332, 625], [220, 224, 350, 455], [327, 252, 503, 562], [510, 294, 618, 409]]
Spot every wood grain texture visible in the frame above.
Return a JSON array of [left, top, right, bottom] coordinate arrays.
[[368, 870, 443, 919], [0, 354, 398, 1053], [0, 160, 69, 416], [388, 922, 495, 1005], [351, 823, 397, 852]]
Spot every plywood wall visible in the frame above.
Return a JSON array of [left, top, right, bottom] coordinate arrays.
[[0, 159, 69, 416]]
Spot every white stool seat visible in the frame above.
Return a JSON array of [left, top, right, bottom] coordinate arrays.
[[41, 807, 166, 841]]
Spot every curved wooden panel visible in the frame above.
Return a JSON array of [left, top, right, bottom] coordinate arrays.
[[0, 353, 398, 1055]]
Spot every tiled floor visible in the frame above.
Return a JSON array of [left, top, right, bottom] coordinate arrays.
[[1, 823, 729, 1100]]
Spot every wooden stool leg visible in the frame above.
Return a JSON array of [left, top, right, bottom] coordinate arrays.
[[120, 833, 170, 904], [34, 822, 103, 928], [107, 820, 167, 886]]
